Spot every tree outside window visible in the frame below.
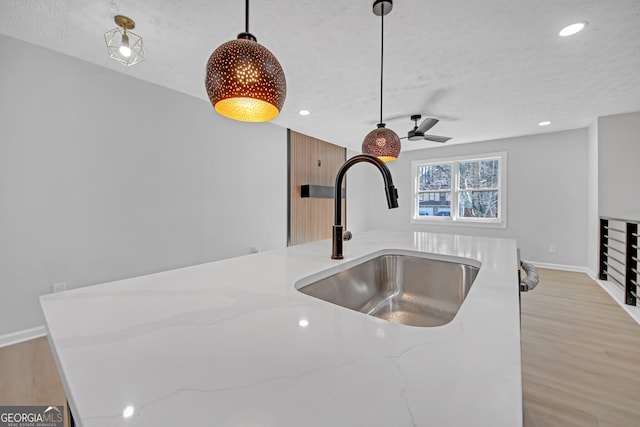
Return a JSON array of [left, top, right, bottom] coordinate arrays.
[[412, 152, 506, 226]]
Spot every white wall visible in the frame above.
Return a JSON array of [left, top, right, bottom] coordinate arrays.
[[345, 149, 374, 233], [587, 120, 599, 274], [598, 111, 640, 221], [0, 34, 287, 336], [368, 130, 589, 267]]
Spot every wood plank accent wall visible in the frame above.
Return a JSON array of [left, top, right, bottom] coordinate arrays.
[[288, 130, 346, 246]]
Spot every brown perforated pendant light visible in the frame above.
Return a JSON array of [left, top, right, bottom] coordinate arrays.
[[362, 0, 401, 162], [205, 0, 287, 122]]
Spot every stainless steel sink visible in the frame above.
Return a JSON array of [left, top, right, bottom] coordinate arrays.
[[296, 253, 479, 327]]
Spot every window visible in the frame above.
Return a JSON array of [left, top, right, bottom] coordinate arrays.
[[412, 152, 507, 227]]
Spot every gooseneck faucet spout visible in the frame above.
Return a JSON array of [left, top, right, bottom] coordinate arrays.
[[332, 154, 399, 259]]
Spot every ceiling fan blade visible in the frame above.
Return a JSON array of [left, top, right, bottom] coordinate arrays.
[[419, 88, 460, 120], [368, 114, 413, 125], [423, 134, 451, 143], [416, 118, 439, 133], [383, 114, 411, 122]]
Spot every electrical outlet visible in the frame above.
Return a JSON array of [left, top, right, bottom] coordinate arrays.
[[548, 244, 557, 254], [52, 282, 66, 293]]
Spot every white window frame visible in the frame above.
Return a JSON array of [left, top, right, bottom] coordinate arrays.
[[411, 151, 507, 228]]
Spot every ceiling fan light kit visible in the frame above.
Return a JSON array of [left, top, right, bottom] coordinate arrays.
[[205, 0, 287, 122], [362, 0, 401, 162]]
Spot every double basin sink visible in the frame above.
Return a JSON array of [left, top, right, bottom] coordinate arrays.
[[296, 252, 479, 327]]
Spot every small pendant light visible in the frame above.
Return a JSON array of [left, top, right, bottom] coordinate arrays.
[[362, 0, 401, 162], [104, 15, 146, 67], [205, 0, 287, 122]]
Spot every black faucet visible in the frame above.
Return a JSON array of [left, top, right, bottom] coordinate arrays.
[[332, 154, 399, 259]]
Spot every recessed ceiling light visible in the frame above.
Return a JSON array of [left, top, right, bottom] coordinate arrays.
[[298, 110, 310, 116], [538, 121, 552, 126], [122, 406, 135, 418], [559, 22, 586, 37]]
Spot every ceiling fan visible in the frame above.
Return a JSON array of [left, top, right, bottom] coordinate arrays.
[[401, 114, 451, 143]]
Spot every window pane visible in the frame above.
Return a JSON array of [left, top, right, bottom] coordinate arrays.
[[418, 192, 451, 217], [458, 191, 499, 218], [459, 160, 499, 190], [418, 164, 451, 191]]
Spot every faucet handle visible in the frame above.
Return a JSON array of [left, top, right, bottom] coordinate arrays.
[[343, 231, 353, 241]]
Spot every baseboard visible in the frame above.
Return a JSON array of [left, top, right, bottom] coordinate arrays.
[[584, 269, 598, 281], [528, 261, 592, 274], [0, 325, 47, 348], [595, 279, 640, 327]]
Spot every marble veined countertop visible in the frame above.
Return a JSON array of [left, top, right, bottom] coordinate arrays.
[[40, 230, 522, 427]]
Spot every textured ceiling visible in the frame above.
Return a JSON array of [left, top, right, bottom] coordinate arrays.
[[1, 0, 639, 153]]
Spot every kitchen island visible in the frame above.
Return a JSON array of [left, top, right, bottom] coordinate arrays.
[[40, 230, 522, 427]]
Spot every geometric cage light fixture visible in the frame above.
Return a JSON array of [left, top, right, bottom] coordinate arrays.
[[104, 15, 146, 67]]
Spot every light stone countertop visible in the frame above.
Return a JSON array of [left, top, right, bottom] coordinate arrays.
[[40, 230, 522, 427]]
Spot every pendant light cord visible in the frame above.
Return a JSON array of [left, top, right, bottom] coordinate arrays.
[[245, 0, 250, 33], [379, 4, 385, 125]]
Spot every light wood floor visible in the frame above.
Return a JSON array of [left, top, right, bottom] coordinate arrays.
[[0, 335, 70, 427], [1, 269, 639, 427], [522, 269, 640, 427]]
